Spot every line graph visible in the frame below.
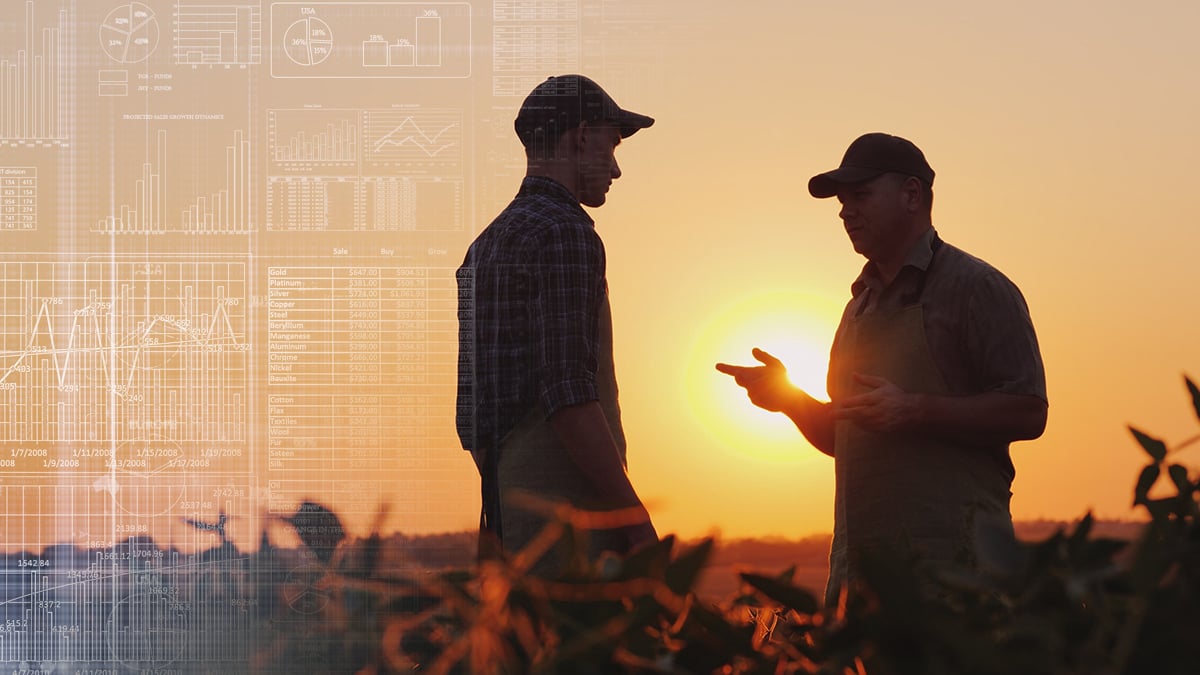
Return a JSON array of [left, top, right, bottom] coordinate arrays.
[[0, 260, 248, 448], [266, 107, 465, 230], [364, 109, 461, 165]]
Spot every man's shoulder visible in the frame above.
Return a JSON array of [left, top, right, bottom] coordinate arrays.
[[937, 240, 1022, 288], [933, 240, 1033, 316]]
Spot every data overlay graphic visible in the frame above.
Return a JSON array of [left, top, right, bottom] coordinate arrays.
[[0, 0, 668, 669], [97, 129, 255, 234], [266, 108, 464, 231], [0, 259, 248, 457], [270, 2, 472, 78], [0, 1, 71, 146], [266, 264, 457, 518], [173, 2, 264, 66], [0, 168, 37, 230], [99, 2, 161, 64]]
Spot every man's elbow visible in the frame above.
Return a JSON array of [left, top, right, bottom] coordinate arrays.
[[1012, 397, 1048, 441]]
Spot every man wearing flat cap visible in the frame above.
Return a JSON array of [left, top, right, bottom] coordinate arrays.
[[718, 133, 1047, 604], [456, 75, 657, 573]]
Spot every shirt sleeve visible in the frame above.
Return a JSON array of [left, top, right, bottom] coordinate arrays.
[[965, 270, 1048, 402], [535, 222, 606, 416]]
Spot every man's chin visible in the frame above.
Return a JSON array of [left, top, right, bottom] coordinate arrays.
[[580, 194, 607, 208]]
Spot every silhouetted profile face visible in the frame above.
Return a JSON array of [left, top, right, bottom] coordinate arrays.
[[834, 173, 914, 260], [575, 123, 623, 208]]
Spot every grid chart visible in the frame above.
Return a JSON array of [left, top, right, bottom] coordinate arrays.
[[266, 265, 456, 517], [0, 260, 248, 460], [492, 0, 579, 96], [173, 2, 264, 65], [0, 1, 70, 146], [0, 168, 36, 231], [266, 108, 464, 231]]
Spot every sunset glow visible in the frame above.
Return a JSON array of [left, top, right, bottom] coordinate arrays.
[[1, 0, 1197, 554]]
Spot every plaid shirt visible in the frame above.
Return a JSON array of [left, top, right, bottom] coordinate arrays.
[[456, 176, 607, 452]]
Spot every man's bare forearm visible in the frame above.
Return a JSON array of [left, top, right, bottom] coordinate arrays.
[[781, 391, 837, 457], [909, 391, 1047, 446]]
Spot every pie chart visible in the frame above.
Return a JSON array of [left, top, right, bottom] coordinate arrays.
[[284, 16, 334, 66], [100, 2, 159, 63]]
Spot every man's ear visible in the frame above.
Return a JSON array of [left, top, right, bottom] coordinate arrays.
[[902, 175, 923, 214], [577, 120, 598, 147]]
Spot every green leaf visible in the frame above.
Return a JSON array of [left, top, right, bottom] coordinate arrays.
[[1187, 376, 1200, 422], [1130, 426, 1167, 462], [739, 571, 820, 614], [1168, 463, 1192, 494], [1134, 464, 1160, 505]]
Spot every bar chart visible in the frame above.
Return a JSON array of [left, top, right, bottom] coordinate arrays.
[[268, 109, 360, 165], [97, 129, 255, 234], [173, 2, 263, 66], [0, 1, 70, 146], [270, 2, 471, 78]]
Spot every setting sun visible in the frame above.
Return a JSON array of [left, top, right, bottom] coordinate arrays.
[[687, 290, 842, 462]]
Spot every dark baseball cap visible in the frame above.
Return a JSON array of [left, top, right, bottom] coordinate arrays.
[[514, 74, 654, 147], [808, 133, 935, 198]]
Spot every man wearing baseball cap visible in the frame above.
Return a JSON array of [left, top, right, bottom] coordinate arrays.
[[456, 75, 657, 574], [718, 133, 1048, 604]]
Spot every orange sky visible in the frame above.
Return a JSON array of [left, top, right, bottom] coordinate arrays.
[[596, 0, 1200, 540], [2, 0, 1199, 552]]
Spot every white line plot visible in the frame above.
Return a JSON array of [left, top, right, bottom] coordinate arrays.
[[0, 260, 248, 453], [364, 108, 461, 166], [173, 1, 264, 66]]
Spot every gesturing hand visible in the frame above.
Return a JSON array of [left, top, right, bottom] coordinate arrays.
[[715, 348, 799, 413], [835, 373, 918, 433]]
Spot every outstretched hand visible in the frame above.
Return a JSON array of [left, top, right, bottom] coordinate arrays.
[[835, 372, 917, 433], [715, 348, 799, 413]]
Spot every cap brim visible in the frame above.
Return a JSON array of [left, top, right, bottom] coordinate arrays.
[[807, 166, 884, 198], [614, 110, 654, 138]]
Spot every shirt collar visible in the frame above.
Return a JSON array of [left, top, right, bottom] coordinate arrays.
[[518, 176, 594, 226], [851, 227, 938, 297]]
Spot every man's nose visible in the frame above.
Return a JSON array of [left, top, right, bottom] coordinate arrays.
[[611, 158, 621, 180]]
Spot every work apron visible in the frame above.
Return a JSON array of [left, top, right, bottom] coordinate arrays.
[[825, 299, 1013, 606], [494, 294, 628, 575]]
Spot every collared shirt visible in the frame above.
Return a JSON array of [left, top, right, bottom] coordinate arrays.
[[831, 228, 1048, 405], [456, 176, 608, 453]]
